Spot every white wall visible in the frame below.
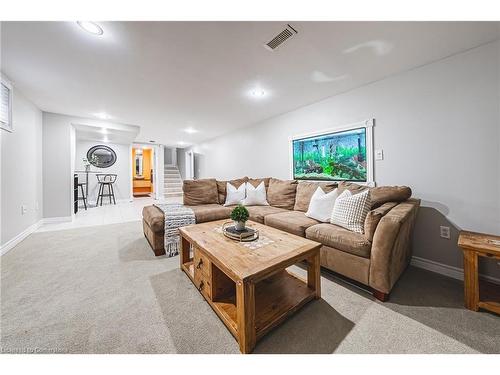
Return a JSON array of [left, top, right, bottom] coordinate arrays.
[[42, 112, 73, 219], [1, 86, 43, 246], [74, 141, 132, 205], [177, 147, 186, 180], [189, 41, 500, 279]]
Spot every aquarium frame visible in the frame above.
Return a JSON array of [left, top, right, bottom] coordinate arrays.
[[289, 119, 375, 186]]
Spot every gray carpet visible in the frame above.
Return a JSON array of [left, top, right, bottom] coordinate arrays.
[[1, 221, 499, 354]]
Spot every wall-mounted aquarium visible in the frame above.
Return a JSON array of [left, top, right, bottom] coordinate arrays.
[[291, 121, 373, 182]]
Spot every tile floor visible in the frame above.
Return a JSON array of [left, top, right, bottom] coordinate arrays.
[[36, 196, 182, 233]]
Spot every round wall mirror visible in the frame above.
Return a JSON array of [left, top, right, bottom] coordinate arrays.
[[87, 145, 117, 168]]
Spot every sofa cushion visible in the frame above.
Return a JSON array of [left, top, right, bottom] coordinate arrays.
[[369, 186, 412, 209], [247, 177, 271, 190], [294, 181, 337, 212], [337, 181, 368, 195], [187, 204, 232, 223], [267, 178, 298, 210], [338, 181, 412, 209], [183, 179, 219, 206], [142, 205, 165, 232], [246, 205, 288, 224], [143, 204, 231, 230], [216, 177, 248, 204], [364, 202, 398, 241], [306, 223, 371, 258], [264, 210, 320, 237]]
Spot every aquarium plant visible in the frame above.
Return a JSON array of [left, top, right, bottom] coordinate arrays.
[[230, 205, 249, 231]]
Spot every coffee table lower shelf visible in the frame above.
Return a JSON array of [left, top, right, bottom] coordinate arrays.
[[182, 260, 316, 347]]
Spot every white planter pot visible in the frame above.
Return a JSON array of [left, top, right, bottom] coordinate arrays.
[[234, 221, 246, 231]]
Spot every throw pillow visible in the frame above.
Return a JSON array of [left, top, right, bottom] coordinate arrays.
[[241, 181, 269, 206], [331, 189, 371, 233], [305, 187, 339, 222], [224, 182, 246, 206], [294, 181, 338, 212]]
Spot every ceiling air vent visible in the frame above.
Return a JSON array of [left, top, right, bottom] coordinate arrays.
[[264, 24, 298, 51]]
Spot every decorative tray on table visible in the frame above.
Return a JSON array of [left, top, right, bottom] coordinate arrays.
[[222, 221, 259, 242]]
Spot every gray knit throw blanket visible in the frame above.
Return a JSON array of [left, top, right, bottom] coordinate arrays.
[[153, 204, 195, 257]]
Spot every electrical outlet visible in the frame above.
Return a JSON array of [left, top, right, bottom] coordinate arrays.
[[21, 205, 28, 215], [375, 149, 384, 161], [440, 226, 450, 239]]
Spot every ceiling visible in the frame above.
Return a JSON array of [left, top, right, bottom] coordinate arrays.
[[1, 21, 499, 147], [73, 123, 140, 144]]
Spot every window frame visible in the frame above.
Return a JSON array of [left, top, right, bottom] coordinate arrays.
[[0, 75, 13, 133]]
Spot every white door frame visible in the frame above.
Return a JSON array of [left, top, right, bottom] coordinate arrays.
[[185, 150, 195, 180]]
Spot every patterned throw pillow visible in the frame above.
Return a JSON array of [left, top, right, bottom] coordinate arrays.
[[330, 189, 371, 233]]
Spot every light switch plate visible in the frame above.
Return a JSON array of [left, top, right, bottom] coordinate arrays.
[[375, 149, 384, 161]]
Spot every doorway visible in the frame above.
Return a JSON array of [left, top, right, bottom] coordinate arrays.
[[132, 145, 155, 198]]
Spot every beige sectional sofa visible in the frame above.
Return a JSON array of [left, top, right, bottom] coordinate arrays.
[[142, 177, 420, 301]]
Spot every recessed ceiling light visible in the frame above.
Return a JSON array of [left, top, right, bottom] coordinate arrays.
[[102, 136, 109, 143], [251, 89, 265, 97], [77, 21, 104, 36], [100, 128, 108, 134], [248, 87, 268, 100], [94, 112, 111, 120], [177, 141, 186, 146], [184, 127, 198, 134]]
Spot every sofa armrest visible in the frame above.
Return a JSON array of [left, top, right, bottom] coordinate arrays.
[[369, 198, 420, 293]]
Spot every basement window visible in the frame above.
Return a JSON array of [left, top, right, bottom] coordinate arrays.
[[0, 76, 13, 132]]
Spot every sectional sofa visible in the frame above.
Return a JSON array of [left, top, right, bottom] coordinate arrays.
[[142, 177, 420, 301]]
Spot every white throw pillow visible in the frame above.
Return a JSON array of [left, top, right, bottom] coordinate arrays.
[[330, 189, 371, 233], [241, 182, 269, 206], [305, 187, 339, 222], [224, 182, 246, 206]]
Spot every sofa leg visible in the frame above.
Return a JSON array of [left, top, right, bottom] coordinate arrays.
[[373, 290, 389, 302]]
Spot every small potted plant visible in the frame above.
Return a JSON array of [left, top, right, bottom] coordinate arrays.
[[230, 204, 249, 231]]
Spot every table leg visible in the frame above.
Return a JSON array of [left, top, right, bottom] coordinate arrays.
[[236, 280, 255, 354], [85, 171, 89, 198], [463, 250, 479, 311], [307, 251, 321, 299], [180, 236, 191, 267]]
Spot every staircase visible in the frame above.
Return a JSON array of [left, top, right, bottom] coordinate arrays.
[[164, 165, 183, 199]]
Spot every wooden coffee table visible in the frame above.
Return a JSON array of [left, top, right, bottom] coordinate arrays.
[[178, 219, 322, 353]]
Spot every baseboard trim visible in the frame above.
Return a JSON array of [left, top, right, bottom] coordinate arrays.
[[411, 256, 500, 285], [1, 220, 42, 256]]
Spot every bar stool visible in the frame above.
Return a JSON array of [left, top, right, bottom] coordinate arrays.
[[78, 182, 87, 210], [96, 174, 117, 206]]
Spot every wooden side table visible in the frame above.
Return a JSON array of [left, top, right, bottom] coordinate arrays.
[[458, 231, 500, 315]]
